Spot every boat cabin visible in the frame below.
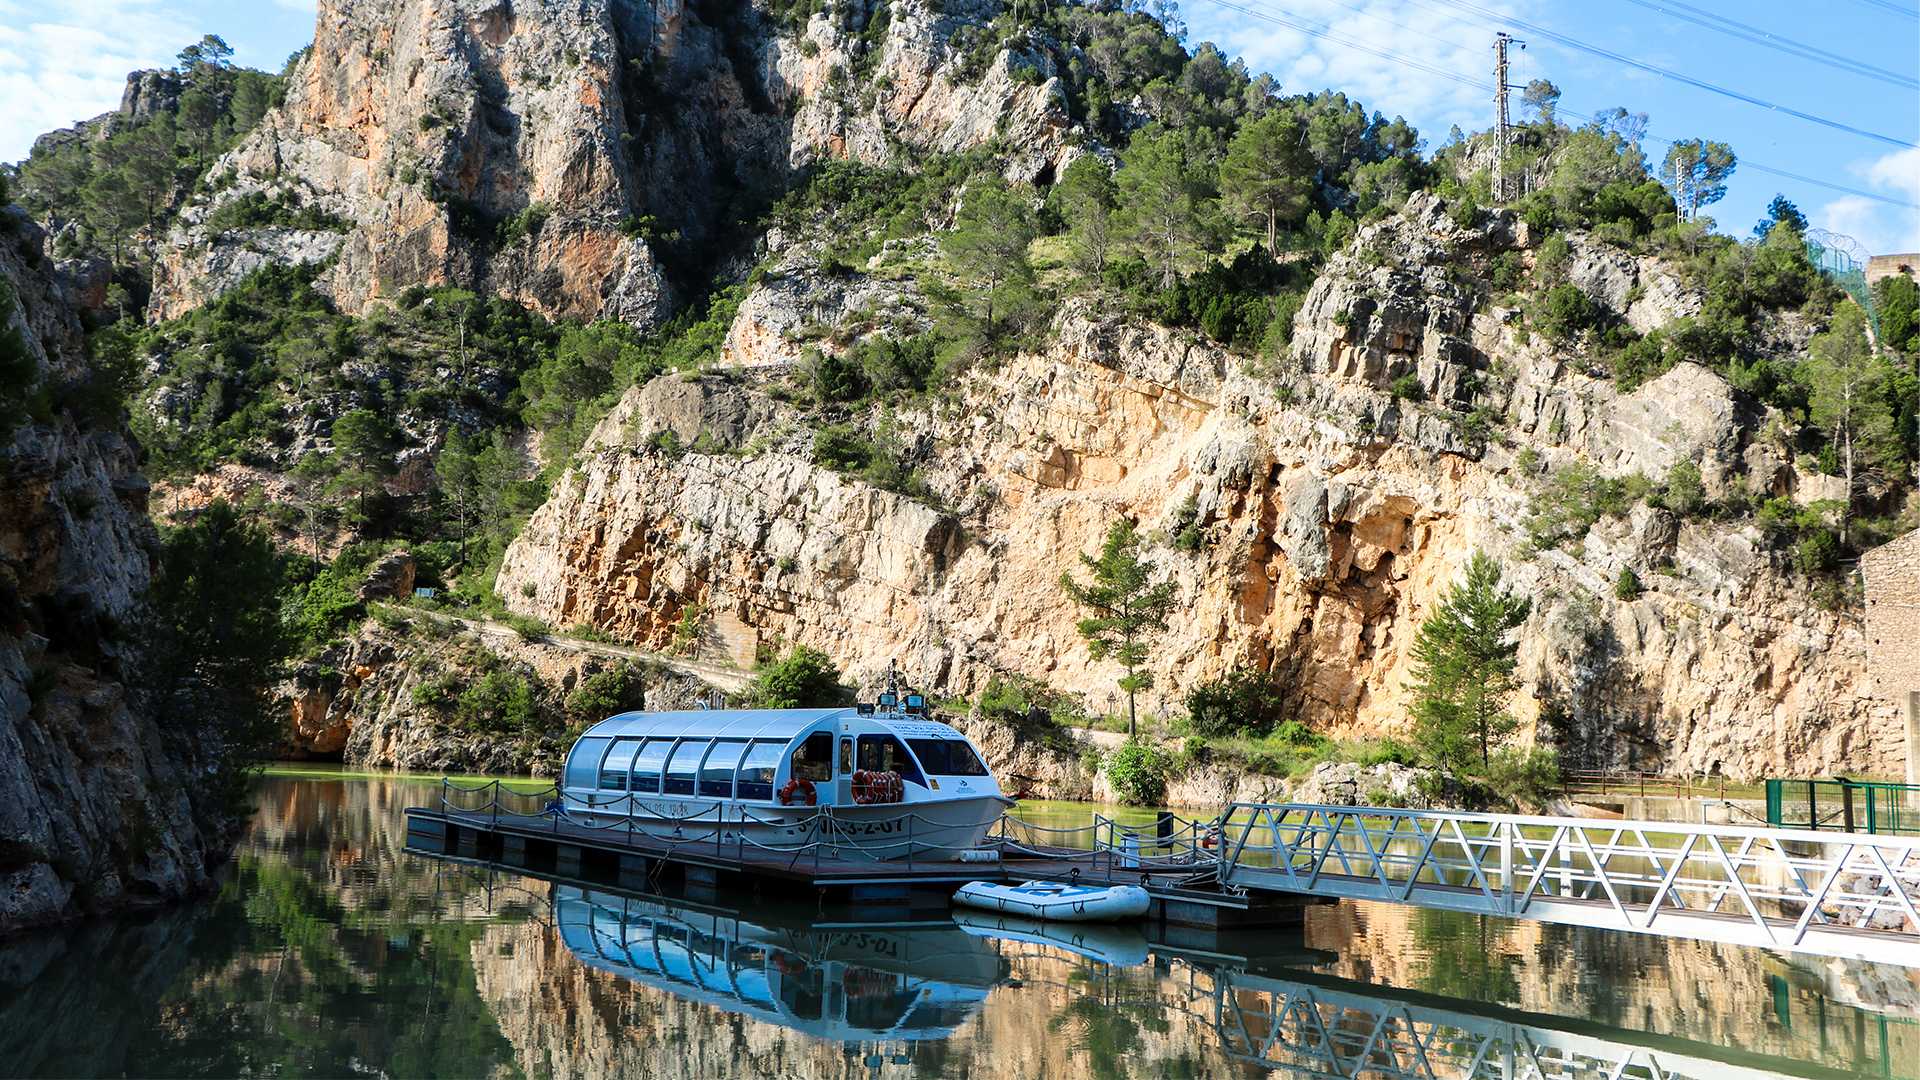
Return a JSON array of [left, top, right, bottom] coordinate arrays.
[[560, 706, 997, 810]]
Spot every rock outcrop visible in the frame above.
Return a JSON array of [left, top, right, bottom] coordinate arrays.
[[0, 215, 221, 934], [280, 611, 718, 772], [496, 193, 1902, 779], [150, 0, 1087, 324]]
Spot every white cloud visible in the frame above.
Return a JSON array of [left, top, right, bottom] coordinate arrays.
[[0, 0, 196, 163], [1815, 147, 1920, 257], [1186, 0, 1546, 139]]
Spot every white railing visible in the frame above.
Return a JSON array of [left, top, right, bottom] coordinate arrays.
[[1203, 968, 1835, 1080], [1217, 802, 1920, 965]]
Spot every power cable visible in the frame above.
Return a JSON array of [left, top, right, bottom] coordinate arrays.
[[1609, 0, 1917, 90], [1852, 0, 1919, 20], [1183, 0, 1920, 209], [1409, 0, 1917, 148]]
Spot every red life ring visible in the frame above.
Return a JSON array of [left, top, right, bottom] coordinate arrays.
[[778, 777, 817, 806]]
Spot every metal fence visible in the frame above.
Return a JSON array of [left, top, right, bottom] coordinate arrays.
[[1765, 778, 1920, 837]]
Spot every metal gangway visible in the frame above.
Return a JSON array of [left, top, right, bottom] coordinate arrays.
[[1214, 803, 1920, 966]]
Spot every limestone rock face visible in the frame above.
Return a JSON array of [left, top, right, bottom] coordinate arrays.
[[0, 220, 219, 934], [495, 198, 1900, 779], [278, 615, 719, 769], [151, 0, 1088, 324]]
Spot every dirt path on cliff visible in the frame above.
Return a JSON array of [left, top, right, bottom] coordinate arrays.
[[381, 605, 757, 693]]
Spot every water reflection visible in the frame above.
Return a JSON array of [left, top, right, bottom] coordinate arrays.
[[0, 776, 1914, 1079]]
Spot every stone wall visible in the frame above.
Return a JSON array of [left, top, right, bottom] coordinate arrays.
[[1861, 528, 1920, 782], [1865, 254, 1919, 286]]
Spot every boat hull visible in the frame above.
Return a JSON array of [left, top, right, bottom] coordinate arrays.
[[564, 792, 1009, 861]]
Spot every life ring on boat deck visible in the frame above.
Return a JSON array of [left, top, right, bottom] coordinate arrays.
[[852, 769, 873, 805], [1200, 827, 1221, 850], [778, 777, 817, 806]]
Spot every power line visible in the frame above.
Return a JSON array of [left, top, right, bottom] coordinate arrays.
[[1852, 0, 1919, 20], [1610, 0, 1917, 90], [1409, 0, 1917, 148], [1183, 0, 1920, 210]]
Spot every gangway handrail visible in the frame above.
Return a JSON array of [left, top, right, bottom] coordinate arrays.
[[1213, 800, 1920, 965]]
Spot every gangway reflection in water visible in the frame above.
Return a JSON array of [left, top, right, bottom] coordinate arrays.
[[432, 859, 1914, 1080]]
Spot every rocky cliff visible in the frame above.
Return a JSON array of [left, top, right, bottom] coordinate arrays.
[[283, 609, 720, 773], [496, 191, 1901, 779], [0, 211, 222, 934], [150, 0, 1082, 324]]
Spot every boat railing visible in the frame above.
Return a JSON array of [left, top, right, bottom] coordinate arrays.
[[436, 779, 1223, 872], [438, 778, 1033, 870]]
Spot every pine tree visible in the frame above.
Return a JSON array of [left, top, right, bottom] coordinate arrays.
[[1060, 519, 1178, 737], [1117, 126, 1214, 290], [1659, 139, 1736, 221], [1807, 303, 1898, 545], [1052, 155, 1118, 278], [940, 175, 1038, 343], [1218, 110, 1312, 254], [1408, 553, 1532, 772]]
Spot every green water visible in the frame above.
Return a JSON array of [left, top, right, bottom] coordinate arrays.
[[0, 773, 1914, 1078]]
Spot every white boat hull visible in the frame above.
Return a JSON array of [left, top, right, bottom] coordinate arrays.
[[565, 793, 1009, 861], [952, 880, 1152, 922]]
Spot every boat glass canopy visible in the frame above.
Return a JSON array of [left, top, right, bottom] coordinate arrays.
[[562, 708, 987, 803]]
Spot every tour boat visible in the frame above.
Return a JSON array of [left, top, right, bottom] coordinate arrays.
[[952, 879, 1153, 922], [558, 696, 1014, 860]]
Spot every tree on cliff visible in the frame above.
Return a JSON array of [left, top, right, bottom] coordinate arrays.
[[1219, 110, 1313, 255], [940, 175, 1038, 344], [1117, 126, 1216, 290], [1658, 138, 1736, 221], [1060, 519, 1178, 737], [1408, 553, 1532, 772], [1806, 303, 1898, 546]]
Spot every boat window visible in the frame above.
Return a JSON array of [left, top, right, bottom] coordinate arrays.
[[737, 741, 782, 801], [565, 738, 609, 790], [839, 737, 853, 774], [857, 734, 926, 786], [791, 732, 832, 783], [601, 739, 641, 790], [664, 740, 705, 795], [906, 738, 989, 777], [700, 740, 748, 798], [631, 739, 670, 793]]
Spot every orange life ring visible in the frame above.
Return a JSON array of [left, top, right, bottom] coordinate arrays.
[[778, 777, 817, 806]]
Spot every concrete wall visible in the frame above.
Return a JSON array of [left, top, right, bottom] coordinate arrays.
[[1866, 254, 1919, 286], [1860, 528, 1920, 783]]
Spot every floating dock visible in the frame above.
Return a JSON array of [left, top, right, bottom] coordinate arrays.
[[403, 805, 1319, 929]]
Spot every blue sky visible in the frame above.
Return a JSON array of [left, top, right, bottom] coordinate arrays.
[[3, 0, 1915, 253]]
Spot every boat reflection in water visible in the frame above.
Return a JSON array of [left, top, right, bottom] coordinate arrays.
[[555, 886, 1004, 1043], [533, 870, 1914, 1079]]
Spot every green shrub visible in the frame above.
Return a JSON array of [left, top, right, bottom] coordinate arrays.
[[1388, 373, 1425, 401], [1655, 460, 1707, 516], [566, 663, 647, 722], [1614, 565, 1641, 600], [502, 612, 548, 640], [1534, 284, 1595, 341], [1475, 747, 1561, 809], [1104, 739, 1168, 805], [1185, 667, 1288, 737], [1525, 463, 1651, 548], [748, 645, 849, 708], [454, 669, 540, 733], [286, 567, 364, 648]]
